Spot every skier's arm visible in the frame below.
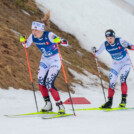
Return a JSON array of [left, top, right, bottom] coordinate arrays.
[[48, 32, 68, 46], [94, 43, 105, 56], [120, 38, 134, 50], [20, 34, 33, 48]]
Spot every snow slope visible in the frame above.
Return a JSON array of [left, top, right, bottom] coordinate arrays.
[[124, 0, 134, 6], [1, 0, 134, 134], [1, 68, 134, 134], [0, 62, 134, 134], [35, 0, 134, 90], [0, 76, 134, 134], [35, 0, 134, 66]]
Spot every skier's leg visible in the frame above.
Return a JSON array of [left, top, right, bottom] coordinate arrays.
[[101, 63, 120, 108], [119, 64, 131, 107], [38, 61, 49, 99], [120, 64, 131, 95], [46, 68, 61, 101], [108, 68, 119, 98], [45, 56, 65, 113], [38, 58, 52, 111]]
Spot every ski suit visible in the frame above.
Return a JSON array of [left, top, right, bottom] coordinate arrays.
[[96, 38, 134, 98], [23, 31, 68, 101]]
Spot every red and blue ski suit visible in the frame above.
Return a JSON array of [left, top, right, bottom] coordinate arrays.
[[23, 31, 68, 102], [96, 38, 134, 98]]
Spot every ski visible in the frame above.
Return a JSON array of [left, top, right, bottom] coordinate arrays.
[[75, 107, 134, 112], [42, 113, 73, 119], [4, 111, 59, 118], [74, 108, 107, 111], [104, 107, 134, 112]]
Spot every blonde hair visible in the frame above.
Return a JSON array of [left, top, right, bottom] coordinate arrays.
[[37, 11, 50, 29]]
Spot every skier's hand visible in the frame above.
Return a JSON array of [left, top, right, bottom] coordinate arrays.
[[130, 45, 134, 50], [20, 35, 27, 43], [53, 37, 61, 43], [91, 47, 97, 53], [61, 39, 67, 45]]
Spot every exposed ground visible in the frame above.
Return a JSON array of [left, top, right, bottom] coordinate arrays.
[[0, 0, 109, 93]]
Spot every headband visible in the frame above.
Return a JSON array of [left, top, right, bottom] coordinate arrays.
[[31, 21, 45, 31], [105, 31, 115, 37]]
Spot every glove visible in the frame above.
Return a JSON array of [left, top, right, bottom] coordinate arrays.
[[122, 40, 129, 48], [53, 37, 61, 43], [20, 35, 27, 43], [61, 39, 67, 45], [91, 47, 97, 53], [130, 45, 134, 50]]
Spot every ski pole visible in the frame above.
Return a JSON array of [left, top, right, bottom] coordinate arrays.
[[56, 43, 76, 116], [23, 43, 39, 112], [93, 53, 106, 102]]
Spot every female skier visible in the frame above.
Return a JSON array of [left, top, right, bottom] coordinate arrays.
[[92, 29, 134, 108], [20, 12, 68, 114]]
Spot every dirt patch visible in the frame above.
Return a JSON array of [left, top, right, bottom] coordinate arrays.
[[0, 0, 109, 93]]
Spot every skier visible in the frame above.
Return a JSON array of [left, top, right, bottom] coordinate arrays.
[[20, 12, 68, 114], [91, 29, 134, 108]]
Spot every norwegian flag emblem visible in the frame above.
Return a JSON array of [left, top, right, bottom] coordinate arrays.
[[45, 42, 49, 45], [118, 46, 121, 49]]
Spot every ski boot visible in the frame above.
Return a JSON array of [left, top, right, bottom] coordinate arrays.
[[56, 101, 65, 114], [119, 94, 126, 108], [100, 98, 113, 108], [40, 100, 53, 112]]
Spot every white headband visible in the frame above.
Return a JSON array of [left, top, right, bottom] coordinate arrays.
[[31, 21, 45, 31]]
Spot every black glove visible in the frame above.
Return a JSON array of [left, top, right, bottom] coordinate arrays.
[[91, 47, 97, 53]]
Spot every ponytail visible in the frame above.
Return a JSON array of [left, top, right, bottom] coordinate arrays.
[[34, 11, 50, 30], [41, 11, 50, 28]]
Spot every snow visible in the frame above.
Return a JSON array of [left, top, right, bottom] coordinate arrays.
[[0, 69, 134, 134], [34, 0, 134, 92], [10, 29, 20, 36], [62, 58, 72, 65], [35, 0, 134, 66], [76, 50, 84, 57], [124, 0, 134, 6], [1, 84, 134, 134], [69, 68, 109, 89], [21, 9, 31, 16], [1, 0, 134, 134]]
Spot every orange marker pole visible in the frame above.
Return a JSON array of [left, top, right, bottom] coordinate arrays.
[[56, 43, 76, 116], [23, 43, 39, 112]]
